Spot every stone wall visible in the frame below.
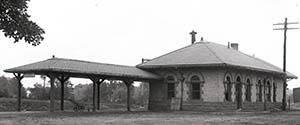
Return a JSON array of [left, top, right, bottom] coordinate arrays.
[[148, 67, 285, 111]]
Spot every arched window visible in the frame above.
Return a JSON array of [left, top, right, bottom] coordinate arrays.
[[224, 76, 232, 101], [191, 75, 201, 99], [235, 76, 242, 109], [257, 80, 263, 102], [266, 81, 271, 102], [273, 82, 277, 102], [166, 76, 176, 99], [245, 78, 251, 102]]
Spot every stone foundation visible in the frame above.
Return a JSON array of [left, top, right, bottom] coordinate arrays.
[[149, 100, 283, 111]]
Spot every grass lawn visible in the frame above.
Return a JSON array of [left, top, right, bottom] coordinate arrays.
[[0, 110, 300, 125]]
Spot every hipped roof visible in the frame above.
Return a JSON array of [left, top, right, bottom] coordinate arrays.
[[137, 41, 297, 79], [4, 58, 161, 80]]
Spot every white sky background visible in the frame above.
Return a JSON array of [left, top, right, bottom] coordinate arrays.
[[0, 0, 299, 89]]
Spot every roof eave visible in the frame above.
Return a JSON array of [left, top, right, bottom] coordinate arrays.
[[137, 63, 297, 79], [4, 68, 162, 80]]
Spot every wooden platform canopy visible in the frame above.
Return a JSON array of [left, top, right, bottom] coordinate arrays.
[[4, 57, 161, 112]]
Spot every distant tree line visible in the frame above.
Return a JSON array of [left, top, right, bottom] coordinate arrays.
[[74, 80, 149, 106], [27, 80, 74, 100]]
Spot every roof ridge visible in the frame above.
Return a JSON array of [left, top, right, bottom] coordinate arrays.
[[50, 58, 137, 69], [204, 42, 225, 64], [136, 43, 196, 67]]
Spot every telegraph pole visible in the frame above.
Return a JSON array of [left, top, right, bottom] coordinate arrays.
[[273, 17, 298, 110]]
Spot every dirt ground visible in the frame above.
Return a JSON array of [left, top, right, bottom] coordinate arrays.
[[0, 110, 300, 125]]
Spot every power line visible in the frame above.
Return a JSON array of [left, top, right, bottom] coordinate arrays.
[[273, 17, 298, 111]]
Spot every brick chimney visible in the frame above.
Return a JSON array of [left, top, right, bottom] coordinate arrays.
[[189, 30, 197, 44], [230, 43, 239, 50], [142, 58, 151, 63]]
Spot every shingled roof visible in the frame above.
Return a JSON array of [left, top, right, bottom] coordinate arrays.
[[4, 58, 161, 80], [136, 41, 297, 79]]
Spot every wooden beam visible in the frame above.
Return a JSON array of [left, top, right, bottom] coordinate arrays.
[[57, 75, 70, 111], [97, 79, 105, 110], [47, 74, 56, 112], [89, 76, 100, 112], [61, 81, 64, 111], [89, 76, 106, 111], [93, 81, 96, 111], [13, 73, 24, 112], [123, 80, 133, 111]]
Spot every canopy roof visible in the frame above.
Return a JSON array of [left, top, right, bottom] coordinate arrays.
[[137, 41, 297, 79], [4, 58, 161, 80]]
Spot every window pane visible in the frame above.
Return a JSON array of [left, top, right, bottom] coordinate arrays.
[[192, 92, 200, 99], [192, 83, 200, 91], [168, 83, 175, 91], [168, 91, 175, 99], [166, 75, 176, 99], [191, 75, 201, 100], [167, 76, 175, 81]]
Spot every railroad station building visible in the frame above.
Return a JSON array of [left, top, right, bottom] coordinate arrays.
[[4, 32, 297, 112]]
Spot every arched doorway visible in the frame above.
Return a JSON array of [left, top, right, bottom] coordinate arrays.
[[235, 76, 242, 109]]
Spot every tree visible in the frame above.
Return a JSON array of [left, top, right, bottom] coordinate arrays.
[[0, 0, 45, 46], [8, 77, 27, 98], [28, 79, 74, 100], [28, 83, 48, 100], [0, 76, 9, 97], [0, 76, 26, 98]]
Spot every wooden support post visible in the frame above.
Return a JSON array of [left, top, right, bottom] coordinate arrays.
[[97, 82, 100, 110], [89, 76, 104, 112], [47, 74, 56, 112], [97, 79, 105, 110], [93, 81, 96, 112], [57, 75, 69, 111], [13, 73, 24, 112], [124, 80, 133, 111], [61, 81, 64, 111]]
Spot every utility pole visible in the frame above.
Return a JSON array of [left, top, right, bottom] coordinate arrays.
[[273, 17, 298, 110]]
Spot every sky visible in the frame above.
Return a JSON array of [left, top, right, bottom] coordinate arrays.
[[0, 0, 299, 89]]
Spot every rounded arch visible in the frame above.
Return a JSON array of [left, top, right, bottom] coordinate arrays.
[[256, 78, 263, 102], [187, 72, 205, 100], [224, 72, 233, 82], [244, 74, 252, 84], [187, 72, 205, 83], [245, 76, 252, 102], [224, 72, 233, 102], [163, 72, 178, 82], [234, 73, 243, 83], [236, 75, 242, 83]]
